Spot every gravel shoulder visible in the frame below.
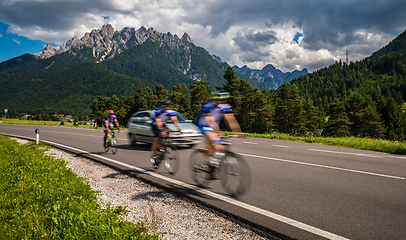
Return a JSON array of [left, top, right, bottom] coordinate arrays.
[[11, 137, 277, 240]]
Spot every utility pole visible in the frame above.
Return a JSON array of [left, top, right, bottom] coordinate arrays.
[[346, 50, 349, 65]]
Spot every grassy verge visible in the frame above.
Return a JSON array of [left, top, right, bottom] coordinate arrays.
[[1, 119, 128, 130], [0, 136, 158, 239], [1, 119, 96, 129], [243, 132, 406, 155]]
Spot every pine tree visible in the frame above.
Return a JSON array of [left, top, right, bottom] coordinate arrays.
[[144, 86, 157, 110], [170, 84, 190, 116], [345, 92, 366, 136], [155, 84, 169, 103], [274, 82, 306, 134], [189, 80, 211, 119], [324, 98, 351, 137], [303, 98, 319, 135], [361, 103, 385, 138], [386, 97, 406, 141], [222, 66, 242, 115]]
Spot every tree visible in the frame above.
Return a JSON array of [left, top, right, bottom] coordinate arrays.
[[223, 66, 242, 115], [386, 97, 406, 141], [189, 80, 211, 119], [361, 103, 385, 138], [324, 98, 351, 137], [344, 92, 366, 136], [273, 82, 306, 134], [170, 84, 191, 117], [303, 98, 319, 135], [90, 96, 111, 126], [155, 84, 169, 103]]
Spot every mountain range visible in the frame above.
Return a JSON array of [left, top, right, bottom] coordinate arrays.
[[0, 24, 265, 115], [233, 64, 308, 89]]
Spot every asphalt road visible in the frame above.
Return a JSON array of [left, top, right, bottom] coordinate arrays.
[[1, 124, 406, 240]]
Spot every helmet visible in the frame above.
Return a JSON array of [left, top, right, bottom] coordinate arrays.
[[108, 110, 114, 115], [160, 99, 173, 106], [210, 90, 230, 100]]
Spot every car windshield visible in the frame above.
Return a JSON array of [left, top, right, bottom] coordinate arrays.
[[166, 112, 188, 123]]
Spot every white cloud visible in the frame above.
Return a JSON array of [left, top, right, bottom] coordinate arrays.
[[0, 33, 2, 38], [12, 38, 20, 44], [0, 0, 405, 72]]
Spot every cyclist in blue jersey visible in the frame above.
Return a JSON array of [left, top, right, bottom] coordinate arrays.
[[195, 91, 242, 166], [151, 99, 182, 167], [103, 110, 121, 147]]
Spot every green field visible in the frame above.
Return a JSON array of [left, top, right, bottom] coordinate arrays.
[[0, 136, 158, 239], [1, 118, 96, 128], [243, 132, 406, 155]]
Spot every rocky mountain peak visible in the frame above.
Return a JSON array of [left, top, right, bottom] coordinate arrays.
[[34, 25, 195, 62], [181, 33, 194, 44], [233, 64, 308, 89], [35, 44, 57, 59]]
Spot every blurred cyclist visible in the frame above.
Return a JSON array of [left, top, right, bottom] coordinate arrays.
[[151, 99, 182, 167], [195, 91, 242, 166], [103, 110, 121, 147]]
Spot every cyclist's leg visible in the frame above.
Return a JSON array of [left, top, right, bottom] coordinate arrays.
[[103, 125, 108, 145], [198, 126, 224, 156], [205, 131, 224, 154], [151, 124, 160, 157]]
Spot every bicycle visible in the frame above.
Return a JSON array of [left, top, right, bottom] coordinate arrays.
[[151, 130, 180, 174], [104, 128, 119, 154], [189, 135, 251, 197]]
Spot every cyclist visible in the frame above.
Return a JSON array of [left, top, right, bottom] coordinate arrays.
[[195, 91, 242, 167], [151, 99, 182, 167], [103, 110, 121, 147]]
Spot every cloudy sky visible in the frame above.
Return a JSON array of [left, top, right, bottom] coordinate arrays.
[[0, 0, 405, 72]]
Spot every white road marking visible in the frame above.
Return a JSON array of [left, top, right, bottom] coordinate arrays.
[[39, 130, 128, 141], [243, 141, 258, 145], [272, 145, 290, 148], [387, 155, 406, 160], [238, 153, 405, 180], [2, 132, 350, 240], [309, 148, 383, 158]]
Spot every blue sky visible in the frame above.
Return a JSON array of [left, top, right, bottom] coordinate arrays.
[[0, 22, 51, 62], [0, 0, 405, 72]]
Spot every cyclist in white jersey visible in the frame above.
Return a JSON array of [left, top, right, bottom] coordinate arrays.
[[151, 99, 182, 166]]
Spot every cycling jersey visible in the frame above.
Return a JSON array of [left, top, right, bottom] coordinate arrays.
[[151, 107, 176, 125], [103, 114, 117, 127], [195, 101, 233, 127]]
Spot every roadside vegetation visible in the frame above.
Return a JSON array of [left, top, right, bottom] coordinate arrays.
[[2, 119, 96, 129], [243, 132, 406, 155], [0, 136, 159, 239]]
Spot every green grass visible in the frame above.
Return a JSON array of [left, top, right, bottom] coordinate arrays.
[[0, 136, 159, 239], [1, 119, 128, 130], [1, 118, 96, 129], [243, 132, 406, 155]]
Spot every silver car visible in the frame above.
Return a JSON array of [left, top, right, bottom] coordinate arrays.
[[127, 110, 202, 147]]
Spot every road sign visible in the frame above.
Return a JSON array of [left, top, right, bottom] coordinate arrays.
[[4, 109, 7, 113]]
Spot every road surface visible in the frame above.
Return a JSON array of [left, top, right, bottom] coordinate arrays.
[[1, 124, 405, 240]]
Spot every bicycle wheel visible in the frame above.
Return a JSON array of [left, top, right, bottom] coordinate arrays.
[[111, 136, 118, 154], [189, 149, 212, 187], [164, 144, 179, 174], [220, 152, 251, 197]]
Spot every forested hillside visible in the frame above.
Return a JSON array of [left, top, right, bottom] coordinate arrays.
[[370, 29, 406, 60], [291, 29, 406, 111], [291, 54, 406, 110]]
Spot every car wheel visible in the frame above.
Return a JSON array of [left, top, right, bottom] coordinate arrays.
[[129, 133, 137, 146]]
